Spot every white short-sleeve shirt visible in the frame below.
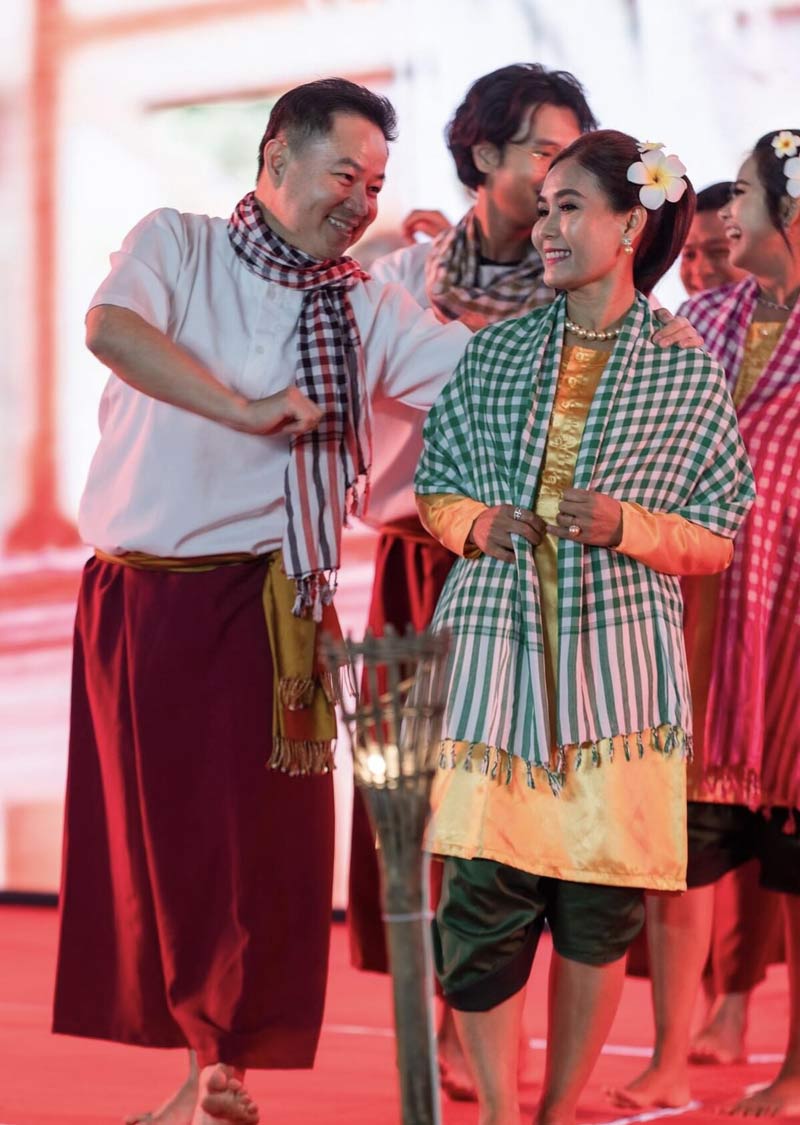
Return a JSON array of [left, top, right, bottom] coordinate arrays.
[[79, 208, 469, 556], [366, 240, 524, 526]]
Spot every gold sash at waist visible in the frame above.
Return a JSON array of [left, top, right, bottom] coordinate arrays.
[[92, 548, 338, 775]]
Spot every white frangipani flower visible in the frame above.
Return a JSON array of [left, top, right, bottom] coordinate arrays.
[[772, 131, 800, 159], [784, 156, 800, 198], [626, 146, 688, 210]]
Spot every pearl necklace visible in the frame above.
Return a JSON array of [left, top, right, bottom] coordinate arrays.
[[564, 317, 620, 341], [757, 291, 795, 313]]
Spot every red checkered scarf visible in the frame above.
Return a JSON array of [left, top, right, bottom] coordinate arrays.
[[228, 192, 371, 618], [680, 276, 800, 808]]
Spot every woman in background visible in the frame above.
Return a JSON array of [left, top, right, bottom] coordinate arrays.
[[617, 128, 800, 1118]]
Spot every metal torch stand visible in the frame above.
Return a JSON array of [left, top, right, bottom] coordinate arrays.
[[322, 627, 448, 1125], [364, 780, 440, 1125]]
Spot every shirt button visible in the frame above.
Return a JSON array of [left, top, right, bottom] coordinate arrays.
[[254, 345, 265, 354]]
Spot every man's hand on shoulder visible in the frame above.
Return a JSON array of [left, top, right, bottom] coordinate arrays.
[[651, 307, 705, 350], [402, 209, 450, 242], [235, 386, 323, 436]]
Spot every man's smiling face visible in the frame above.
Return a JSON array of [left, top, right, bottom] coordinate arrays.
[[257, 112, 388, 259]]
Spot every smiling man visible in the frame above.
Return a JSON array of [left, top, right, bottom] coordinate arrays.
[[51, 78, 469, 1125], [679, 181, 749, 296]]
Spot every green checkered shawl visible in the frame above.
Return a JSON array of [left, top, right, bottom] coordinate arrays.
[[415, 293, 755, 776]]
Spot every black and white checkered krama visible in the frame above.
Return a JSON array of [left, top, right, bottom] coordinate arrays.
[[228, 191, 371, 616]]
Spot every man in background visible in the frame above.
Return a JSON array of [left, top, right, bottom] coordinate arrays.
[[679, 181, 748, 295]]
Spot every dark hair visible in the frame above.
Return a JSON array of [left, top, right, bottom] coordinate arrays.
[[256, 78, 398, 180], [549, 129, 696, 295], [696, 181, 734, 214], [752, 130, 800, 247], [446, 64, 597, 190]]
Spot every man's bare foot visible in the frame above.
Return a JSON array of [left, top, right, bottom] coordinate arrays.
[[690, 992, 748, 1065], [192, 1065, 258, 1125], [606, 1062, 691, 1110], [125, 1059, 199, 1125], [721, 1075, 800, 1117]]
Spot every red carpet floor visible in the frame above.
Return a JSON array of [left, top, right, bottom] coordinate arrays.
[[0, 906, 791, 1124]]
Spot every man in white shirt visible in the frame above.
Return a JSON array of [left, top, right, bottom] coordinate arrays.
[[53, 78, 468, 1125]]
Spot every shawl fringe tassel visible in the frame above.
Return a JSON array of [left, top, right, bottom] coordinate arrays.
[[269, 737, 335, 776], [437, 723, 690, 794], [689, 766, 799, 823]]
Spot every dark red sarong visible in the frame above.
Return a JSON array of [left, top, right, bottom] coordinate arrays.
[[348, 522, 455, 972], [53, 556, 335, 1069]]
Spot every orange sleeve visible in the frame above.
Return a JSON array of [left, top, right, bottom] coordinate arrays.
[[614, 501, 733, 576], [415, 493, 487, 558]]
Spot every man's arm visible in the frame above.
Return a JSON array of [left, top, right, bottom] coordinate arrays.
[[367, 284, 470, 410], [87, 305, 321, 437]]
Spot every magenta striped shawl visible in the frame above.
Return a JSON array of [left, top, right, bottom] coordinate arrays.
[[680, 277, 800, 809]]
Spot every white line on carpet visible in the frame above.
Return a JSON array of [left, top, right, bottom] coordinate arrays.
[[324, 1024, 783, 1065], [0, 1006, 785, 1067], [586, 1101, 701, 1125]]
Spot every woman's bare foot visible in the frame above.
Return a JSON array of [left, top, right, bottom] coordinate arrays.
[[192, 1065, 259, 1125], [126, 1054, 199, 1125], [690, 992, 748, 1065], [517, 1029, 539, 1095], [438, 1005, 476, 1101], [721, 1074, 800, 1117], [606, 1061, 691, 1110], [534, 1106, 576, 1125], [438, 1007, 537, 1103]]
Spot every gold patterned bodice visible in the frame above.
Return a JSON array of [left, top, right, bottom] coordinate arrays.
[[534, 346, 608, 732], [732, 321, 784, 408]]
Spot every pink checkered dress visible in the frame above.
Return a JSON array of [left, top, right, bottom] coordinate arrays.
[[680, 277, 800, 810]]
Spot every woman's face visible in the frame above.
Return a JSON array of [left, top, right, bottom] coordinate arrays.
[[532, 157, 634, 291], [720, 154, 787, 276]]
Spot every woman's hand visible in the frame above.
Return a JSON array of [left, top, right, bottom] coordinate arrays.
[[470, 505, 546, 562], [548, 488, 623, 547], [234, 387, 323, 436]]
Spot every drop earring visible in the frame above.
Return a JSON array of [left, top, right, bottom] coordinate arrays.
[[622, 235, 633, 255]]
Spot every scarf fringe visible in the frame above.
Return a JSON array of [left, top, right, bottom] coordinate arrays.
[[280, 670, 352, 710], [438, 723, 688, 795], [279, 677, 316, 711], [269, 737, 335, 776], [292, 572, 337, 621], [321, 661, 358, 706], [688, 766, 800, 816]]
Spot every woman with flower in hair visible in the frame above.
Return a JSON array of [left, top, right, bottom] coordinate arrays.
[[617, 129, 800, 1119], [414, 129, 754, 1125]]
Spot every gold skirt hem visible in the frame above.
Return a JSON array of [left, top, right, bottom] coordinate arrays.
[[427, 837, 686, 892]]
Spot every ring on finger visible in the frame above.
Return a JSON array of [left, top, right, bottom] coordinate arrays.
[[568, 524, 581, 536], [512, 506, 523, 520]]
